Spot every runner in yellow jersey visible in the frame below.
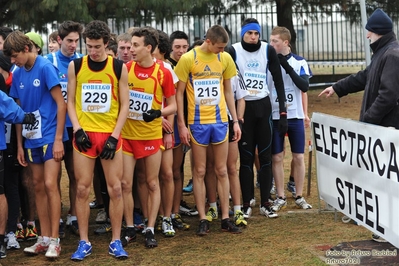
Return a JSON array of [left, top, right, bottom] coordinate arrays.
[[67, 20, 129, 261], [174, 25, 242, 236]]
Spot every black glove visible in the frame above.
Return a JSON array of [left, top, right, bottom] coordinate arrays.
[[22, 113, 36, 125], [278, 54, 293, 73], [74, 128, 92, 152], [278, 114, 288, 136], [100, 136, 118, 160], [143, 109, 161, 122]]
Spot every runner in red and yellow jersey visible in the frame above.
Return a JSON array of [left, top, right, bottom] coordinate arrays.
[[121, 27, 176, 248]]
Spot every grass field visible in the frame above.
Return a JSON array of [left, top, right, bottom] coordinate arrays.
[[2, 89, 374, 266]]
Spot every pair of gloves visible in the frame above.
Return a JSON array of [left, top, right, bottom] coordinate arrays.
[[74, 109, 161, 159], [74, 129, 117, 160]]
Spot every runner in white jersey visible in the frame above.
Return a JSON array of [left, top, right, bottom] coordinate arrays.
[[227, 18, 287, 219], [268, 26, 313, 211]]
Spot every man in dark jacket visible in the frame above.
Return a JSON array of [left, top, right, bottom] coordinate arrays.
[[319, 9, 399, 243], [319, 8, 399, 129]]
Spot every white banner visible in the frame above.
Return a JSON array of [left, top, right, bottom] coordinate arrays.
[[312, 112, 399, 248]]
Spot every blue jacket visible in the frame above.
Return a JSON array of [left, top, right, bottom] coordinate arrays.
[[0, 89, 26, 150]]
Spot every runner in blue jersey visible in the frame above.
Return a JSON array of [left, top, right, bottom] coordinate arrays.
[[4, 30, 67, 259], [44, 20, 83, 237]]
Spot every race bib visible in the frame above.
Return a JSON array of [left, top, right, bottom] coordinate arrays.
[[271, 87, 297, 114], [5, 123, 11, 144], [243, 71, 267, 98], [127, 90, 153, 121], [60, 81, 67, 102], [81, 83, 111, 113], [22, 110, 42, 139], [193, 78, 221, 106]]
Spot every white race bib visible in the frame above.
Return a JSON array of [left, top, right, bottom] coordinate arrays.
[[60, 81, 67, 102], [271, 87, 297, 114], [243, 71, 267, 98], [127, 90, 153, 121], [81, 83, 111, 113], [193, 78, 221, 106], [5, 123, 11, 144], [22, 110, 42, 139]]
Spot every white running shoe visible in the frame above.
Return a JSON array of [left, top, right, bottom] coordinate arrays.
[[6, 232, 20, 250], [295, 197, 312, 209], [271, 197, 287, 212], [259, 205, 278, 218]]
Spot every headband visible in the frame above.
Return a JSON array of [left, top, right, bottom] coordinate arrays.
[[241, 23, 261, 38]]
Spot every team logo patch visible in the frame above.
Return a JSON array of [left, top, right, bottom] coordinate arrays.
[[246, 59, 260, 69], [33, 79, 40, 87]]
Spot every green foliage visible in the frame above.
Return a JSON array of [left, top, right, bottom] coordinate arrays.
[[2, 0, 399, 33]]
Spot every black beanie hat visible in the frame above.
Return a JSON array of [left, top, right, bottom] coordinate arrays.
[[0, 51, 12, 72], [365, 9, 393, 35]]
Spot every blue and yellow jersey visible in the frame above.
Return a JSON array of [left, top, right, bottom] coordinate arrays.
[[175, 47, 236, 125], [75, 56, 120, 133], [122, 61, 175, 140]]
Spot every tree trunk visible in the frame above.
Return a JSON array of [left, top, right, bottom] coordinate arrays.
[[276, 0, 297, 54]]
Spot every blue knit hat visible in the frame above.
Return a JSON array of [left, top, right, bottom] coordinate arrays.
[[365, 9, 393, 35]]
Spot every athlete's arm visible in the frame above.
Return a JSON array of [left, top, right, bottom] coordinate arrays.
[[50, 85, 66, 162], [176, 80, 190, 146], [111, 64, 129, 138], [224, 79, 241, 142], [302, 92, 310, 128], [236, 98, 245, 122], [67, 61, 81, 132], [14, 99, 27, 167]]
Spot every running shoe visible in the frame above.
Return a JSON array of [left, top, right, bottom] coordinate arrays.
[[206, 207, 218, 222], [295, 197, 312, 209], [171, 213, 190, 230], [271, 197, 287, 212], [121, 227, 136, 247], [45, 238, 61, 258], [6, 232, 20, 250], [287, 181, 296, 198], [259, 205, 278, 218], [24, 236, 49, 254], [94, 220, 112, 235], [133, 210, 144, 232], [25, 224, 38, 241], [221, 218, 242, 234], [162, 217, 175, 237], [372, 234, 388, 243], [71, 240, 92, 261], [95, 209, 107, 224], [182, 179, 193, 193], [234, 210, 247, 226], [156, 215, 163, 232], [144, 230, 158, 248], [179, 200, 198, 216], [16, 227, 25, 242], [89, 199, 104, 209], [109, 240, 128, 259], [242, 206, 252, 219], [196, 219, 209, 236], [66, 213, 72, 226]]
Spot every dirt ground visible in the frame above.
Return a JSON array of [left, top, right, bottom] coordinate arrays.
[[4, 89, 390, 266]]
